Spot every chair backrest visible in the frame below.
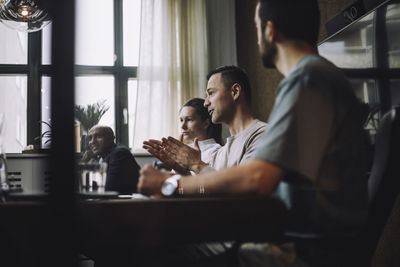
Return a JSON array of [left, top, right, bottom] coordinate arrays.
[[360, 106, 400, 265], [371, 192, 400, 267]]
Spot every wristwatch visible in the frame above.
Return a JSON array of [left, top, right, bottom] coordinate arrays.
[[161, 174, 182, 196]]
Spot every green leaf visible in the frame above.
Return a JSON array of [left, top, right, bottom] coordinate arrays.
[[74, 100, 110, 132]]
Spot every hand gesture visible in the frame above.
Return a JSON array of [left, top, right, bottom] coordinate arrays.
[[161, 135, 207, 173], [80, 149, 96, 163], [137, 165, 172, 197], [143, 139, 189, 175]]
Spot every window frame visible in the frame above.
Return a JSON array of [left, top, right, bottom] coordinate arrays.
[[319, 4, 400, 115], [0, 0, 138, 149]]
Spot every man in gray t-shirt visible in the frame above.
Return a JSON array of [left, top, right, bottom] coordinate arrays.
[[255, 54, 368, 236]]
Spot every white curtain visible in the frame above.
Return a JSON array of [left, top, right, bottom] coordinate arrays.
[[133, 0, 209, 153]]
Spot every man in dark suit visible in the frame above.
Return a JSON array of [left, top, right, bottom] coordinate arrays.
[[81, 125, 140, 194]]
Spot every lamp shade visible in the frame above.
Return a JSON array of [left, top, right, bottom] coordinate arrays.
[[0, 0, 51, 32]]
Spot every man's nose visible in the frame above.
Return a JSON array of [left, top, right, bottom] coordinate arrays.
[[204, 98, 210, 107]]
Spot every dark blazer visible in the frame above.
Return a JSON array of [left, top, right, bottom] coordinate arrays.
[[103, 145, 140, 194]]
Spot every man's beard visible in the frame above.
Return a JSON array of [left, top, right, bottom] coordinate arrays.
[[261, 37, 277, 69]]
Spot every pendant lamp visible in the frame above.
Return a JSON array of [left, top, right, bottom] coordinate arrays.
[[0, 0, 51, 32]]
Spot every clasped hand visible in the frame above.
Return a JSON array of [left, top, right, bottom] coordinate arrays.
[[143, 135, 206, 174]]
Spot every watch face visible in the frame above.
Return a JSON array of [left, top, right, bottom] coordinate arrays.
[[161, 179, 177, 196]]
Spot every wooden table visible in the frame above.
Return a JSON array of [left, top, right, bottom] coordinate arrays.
[[76, 196, 288, 250], [0, 196, 287, 266]]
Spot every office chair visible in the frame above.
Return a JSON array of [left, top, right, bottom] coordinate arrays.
[[371, 192, 400, 267], [357, 106, 400, 266]]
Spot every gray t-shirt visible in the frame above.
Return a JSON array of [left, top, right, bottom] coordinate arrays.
[[255, 54, 369, 236], [201, 119, 267, 173]]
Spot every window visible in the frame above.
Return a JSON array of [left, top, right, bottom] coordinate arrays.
[[0, 0, 141, 152], [0, 75, 27, 152], [319, 12, 375, 69], [319, 2, 400, 142], [0, 24, 28, 153]]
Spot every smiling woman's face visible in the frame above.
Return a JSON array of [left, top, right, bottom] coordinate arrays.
[[179, 106, 209, 143]]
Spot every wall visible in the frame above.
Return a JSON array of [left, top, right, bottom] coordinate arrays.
[[235, 0, 353, 122]]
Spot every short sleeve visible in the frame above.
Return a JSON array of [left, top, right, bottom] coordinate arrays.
[[254, 75, 335, 182], [239, 123, 267, 164]]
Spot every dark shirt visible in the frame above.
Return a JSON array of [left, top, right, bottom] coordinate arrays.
[[103, 145, 140, 194]]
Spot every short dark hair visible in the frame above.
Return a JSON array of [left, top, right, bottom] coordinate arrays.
[[258, 0, 320, 45], [206, 65, 252, 105], [182, 98, 222, 145]]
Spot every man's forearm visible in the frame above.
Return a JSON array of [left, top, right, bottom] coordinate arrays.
[[178, 159, 283, 196]]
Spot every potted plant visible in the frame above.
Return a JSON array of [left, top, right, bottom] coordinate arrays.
[[22, 120, 52, 153], [35, 120, 52, 146]]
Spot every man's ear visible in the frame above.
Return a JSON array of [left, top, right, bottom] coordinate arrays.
[[231, 83, 242, 101], [265, 20, 275, 43]]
